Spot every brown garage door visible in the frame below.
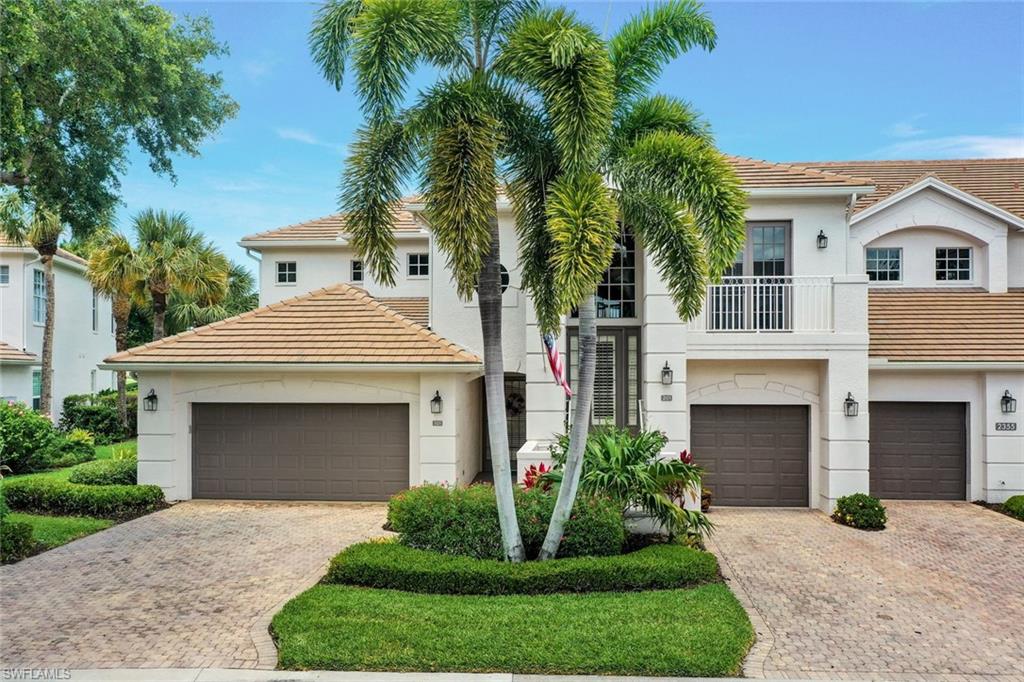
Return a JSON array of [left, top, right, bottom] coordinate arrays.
[[691, 405, 809, 506], [192, 403, 409, 501], [869, 402, 966, 500]]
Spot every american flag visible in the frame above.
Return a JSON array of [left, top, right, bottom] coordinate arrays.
[[542, 332, 572, 398]]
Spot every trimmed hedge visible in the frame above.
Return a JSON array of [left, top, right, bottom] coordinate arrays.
[[388, 484, 625, 560], [60, 391, 137, 444], [69, 458, 137, 486], [832, 493, 887, 530], [1, 478, 164, 520], [0, 520, 35, 562], [49, 428, 96, 468], [324, 540, 719, 595], [1004, 495, 1024, 520]]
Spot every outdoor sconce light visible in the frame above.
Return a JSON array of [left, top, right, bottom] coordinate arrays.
[[843, 392, 859, 417], [142, 389, 158, 412], [430, 390, 443, 415], [661, 362, 674, 386], [816, 230, 828, 249], [1002, 390, 1017, 414]]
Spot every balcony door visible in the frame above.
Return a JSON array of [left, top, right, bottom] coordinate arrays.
[[567, 327, 641, 430], [710, 222, 792, 331]]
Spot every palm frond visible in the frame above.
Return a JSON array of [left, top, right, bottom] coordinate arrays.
[[611, 94, 712, 159], [309, 0, 364, 91], [610, 0, 716, 105]]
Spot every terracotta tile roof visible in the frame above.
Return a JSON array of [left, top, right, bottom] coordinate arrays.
[[104, 283, 479, 366], [799, 159, 1024, 220], [726, 156, 874, 188], [869, 289, 1024, 362], [0, 235, 88, 266], [0, 342, 38, 364], [375, 297, 429, 327], [240, 197, 424, 243]]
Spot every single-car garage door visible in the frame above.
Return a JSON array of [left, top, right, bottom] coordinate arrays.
[[192, 403, 409, 501], [690, 405, 809, 506], [869, 402, 966, 500]]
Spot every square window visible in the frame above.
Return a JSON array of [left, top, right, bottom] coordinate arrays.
[[0, 265, 9, 284], [865, 247, 902, 282], [351, 260, 363, 283], [935, 247, 971, 281], [276, 261, 297, 284], [408, 253, 429, 277]]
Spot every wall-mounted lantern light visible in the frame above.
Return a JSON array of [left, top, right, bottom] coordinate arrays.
[[1002, 390, 1017, 414], [661, 362, 674, 386], [430, 390, 444, 415], [142, 388, 158, 412], [843, 392, 859, 417], [816, 230, 828, 249]]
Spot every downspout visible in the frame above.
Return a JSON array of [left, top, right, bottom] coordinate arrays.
[[244, 247, 262, 303], [845, 193, 857, 275]]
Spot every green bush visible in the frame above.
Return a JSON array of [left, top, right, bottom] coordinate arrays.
[[388, 484, 625, 560], [60, 392, 137, 444], [324, 539, 718, 595], [2, 478, 164, 519], [49, 428, 97, 468], [1003, 495, 1024, 520], [0, 487, 9, 521], [69, 458, 137, 486], [832, 493, 887, 530], [0, 520, 35, 562], [0, 402, 61, 473]]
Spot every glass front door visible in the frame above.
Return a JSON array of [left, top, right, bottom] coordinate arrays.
[[567, 327, 641, 430]]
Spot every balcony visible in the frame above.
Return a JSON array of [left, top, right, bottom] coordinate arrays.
[[690, 276, 834, 333]]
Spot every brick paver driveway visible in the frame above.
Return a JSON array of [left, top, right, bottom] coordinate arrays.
[[709, 501, 1024, 681], [0, 501, 388, 670]]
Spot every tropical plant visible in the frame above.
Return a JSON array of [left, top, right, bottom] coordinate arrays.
[[308, 0, 616, 562], [168, 261, 257, 330], [546, 425, 712, 539], [514, 0, 746, 559], [0, 192, 63, 416]]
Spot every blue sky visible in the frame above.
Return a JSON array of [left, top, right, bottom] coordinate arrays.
[[118, 1, 1024, 266]]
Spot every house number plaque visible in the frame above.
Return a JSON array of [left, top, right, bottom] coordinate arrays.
[[995, 422, 1017, 431]]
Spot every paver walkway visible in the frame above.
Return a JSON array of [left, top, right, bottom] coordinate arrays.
[[0, 501, 388, 670], [708, 501, 1024, 681]]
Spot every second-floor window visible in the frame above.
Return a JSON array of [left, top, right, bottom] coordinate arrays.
[[276, 261, 297, 284], [598, 224, 636, 318], [866, 248, 902, 282], [92, 288, 99, 331], [32, 370, 41, 411], [935, 247, 972, 281], [408, 253, 429, 277], [0, 264, 9, 284], [351, 260, 363, 283], [32, 269, 46, 324]]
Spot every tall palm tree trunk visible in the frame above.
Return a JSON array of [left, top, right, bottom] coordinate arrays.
[[39, 254, 56, 418], [113, 296, 131, 430], [479, 218, 525, 562], [538, 293, 597, 560], [151, 290, 167, 340]]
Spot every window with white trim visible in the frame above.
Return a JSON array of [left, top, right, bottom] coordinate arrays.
[[351, 260, 363, 283], [32, 269, 46, 324], [90, 369, 97, 394], [935, 247, 972, 281], [0, 265, 9, 284], [92, 288, 99, 331], [408, 253, 429, 277], [865, 247, 902, 282], [276, 261, 297, 284], [32, 370, 41, 411]]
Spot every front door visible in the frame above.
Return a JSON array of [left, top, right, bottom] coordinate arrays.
[[710, 222, 792, 330], [567, 327, 641, 430]]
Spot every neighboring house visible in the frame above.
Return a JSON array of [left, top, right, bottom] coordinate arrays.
[[0, 237, 117, 418], [102, 157, 1024, 510]]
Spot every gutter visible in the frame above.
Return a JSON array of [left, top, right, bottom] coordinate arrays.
[[744, 185, 876, 199], [869, 358, 1024, 372], [98, 361, 484, 373]]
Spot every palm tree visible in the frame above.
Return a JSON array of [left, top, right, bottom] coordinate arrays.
[[132, 209, 229, 340], [504, 1, 748, 559], [87, 231, 144, 429], [168, 262, 257, 332], [309, 0, 615, 562], [0, 192, 64, 418]]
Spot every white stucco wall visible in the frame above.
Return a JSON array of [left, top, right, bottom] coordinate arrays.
[[1008, 231, 1024, 289], [746, 196, 852, 276], [864, 227, 988, 289], [0, 364, 34, 403]]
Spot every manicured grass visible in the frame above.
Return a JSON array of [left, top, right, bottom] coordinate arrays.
[[94, 439, 137, 461], [5, 439, 137, 483], [6, 512, 112, 549], [273, 584, 754, 676]]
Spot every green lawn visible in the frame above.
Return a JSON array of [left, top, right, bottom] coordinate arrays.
[[94, 439, 137, 461], [272, 583, 754, 677], [6, 439, 137, 483], [6, 512, 113, 549]]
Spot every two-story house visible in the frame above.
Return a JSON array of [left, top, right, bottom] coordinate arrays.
[[102, 157, 1023, 510], [0, 236, 117, 418]]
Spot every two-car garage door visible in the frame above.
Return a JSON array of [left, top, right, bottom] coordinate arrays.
[[191, 403, 409, 501]]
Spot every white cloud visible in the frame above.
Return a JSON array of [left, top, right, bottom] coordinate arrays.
[[275, 127, 345, 154], [871, 134, 1024, 159], [241, 59, 273, 83], [883, 115, 926, 138]]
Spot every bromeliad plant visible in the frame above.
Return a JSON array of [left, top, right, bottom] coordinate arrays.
[[545, 426, 712, 540]]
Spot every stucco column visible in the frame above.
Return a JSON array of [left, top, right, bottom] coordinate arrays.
[[988, 232, 1009, 293], [519, 297, 567, 479], [418, 374, 459, 485], [982, 372, 1024, 502], [135, 372, 181, 499], [641, 251, 688, 453]]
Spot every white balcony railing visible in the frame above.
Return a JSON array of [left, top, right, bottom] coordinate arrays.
[[690, 276, 834, 333]]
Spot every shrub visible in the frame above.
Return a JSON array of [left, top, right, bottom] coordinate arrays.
[[1003, 495, 1024, 520], [2, 478, 164, 519], [69, 458, 137, 486], [0, 520, 35, 562], [49, 428, 97, 468], [832, 493, 887, 530], [0, 487, 9, 521], [59, 391, 137, 444], [324, 539, 719, 595], [0, 402, 61, 473], [388, 484, 625, 560]]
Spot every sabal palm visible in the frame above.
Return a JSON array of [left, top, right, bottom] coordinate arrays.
[[502, 0, 748, 558], [0, 192, 64, 417], [132, 209, 229, 340], [169, 262, 257, 332], [310, 0, 616, 561], [88, 231, 145, 428]]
